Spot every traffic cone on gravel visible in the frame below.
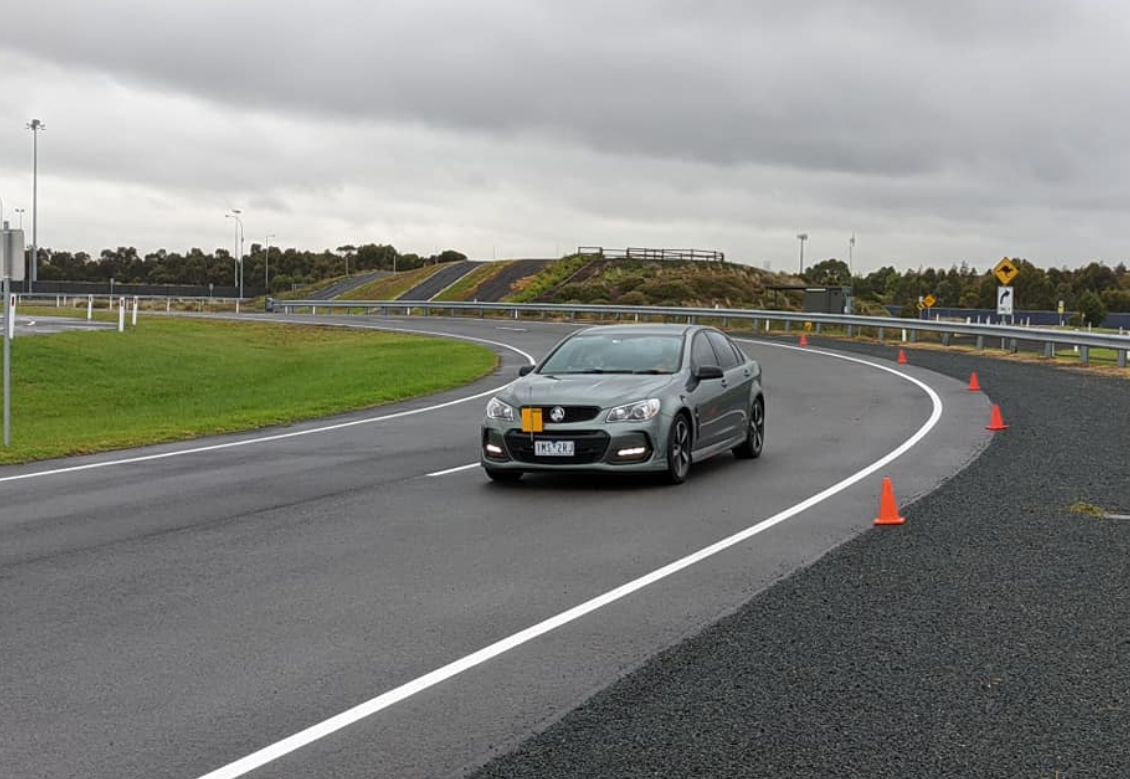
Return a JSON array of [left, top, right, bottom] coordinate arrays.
[[873, 477, 906, 526], [986, 404, 1009, 431], [799, 333, 809, 346], [968, 372, 982, 392], [897, 349, 908, 364]]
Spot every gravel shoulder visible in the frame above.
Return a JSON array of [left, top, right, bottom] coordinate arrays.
[[473, 339, 1130, 779]]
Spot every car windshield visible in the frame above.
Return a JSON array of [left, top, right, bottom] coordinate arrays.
[[539, 333, 684, 375]]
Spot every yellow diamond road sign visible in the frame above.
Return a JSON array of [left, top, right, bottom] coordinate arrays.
[[994, 257, 1019, 286], [923, 294, 936, 308]]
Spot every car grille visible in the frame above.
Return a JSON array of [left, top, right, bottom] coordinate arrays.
[[525, 405, 601, 424], [505, 430, 611, 465]]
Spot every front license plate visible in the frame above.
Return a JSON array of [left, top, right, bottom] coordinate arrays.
[[535, 440, 575, 457]]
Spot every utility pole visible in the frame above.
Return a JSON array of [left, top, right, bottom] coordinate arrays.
[[796, 232, 808, 276], [848, 233, 855, 277], [265, 234, 275, 291], [27, 119, 45, 292]]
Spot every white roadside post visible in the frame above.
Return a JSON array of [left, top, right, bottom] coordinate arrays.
[[117, 296, 125, 332], [2, 223, 27, 446], [87, 295, 93, 320], [131, 296, 139, 326]]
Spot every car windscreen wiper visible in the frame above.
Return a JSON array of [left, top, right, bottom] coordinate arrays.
[[577, 368, 633, 374], [632, 369, 671, 374]]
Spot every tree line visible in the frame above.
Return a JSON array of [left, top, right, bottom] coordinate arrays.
[[32, 244, 468, 293], [803, 257, 1130, 325]]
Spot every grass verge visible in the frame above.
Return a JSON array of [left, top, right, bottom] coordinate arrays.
[[0, 318, 496, 464]]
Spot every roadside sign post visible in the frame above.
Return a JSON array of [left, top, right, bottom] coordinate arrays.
[[994, 258, 1019, 324], [2, 224, 27, 446]]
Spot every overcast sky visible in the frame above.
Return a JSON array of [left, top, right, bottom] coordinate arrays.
[[1, 0, 1127, 273]]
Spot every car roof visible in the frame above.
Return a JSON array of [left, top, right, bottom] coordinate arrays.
[[574, 323, 695, 337]]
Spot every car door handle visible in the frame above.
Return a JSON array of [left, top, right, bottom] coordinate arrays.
[[720, 379, 728, 388]]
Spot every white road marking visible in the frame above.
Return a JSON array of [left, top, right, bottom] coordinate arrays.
[[193, 348, 944, 779], [426, 463, 479, 477], [495, 326, 527, 331], [0, 322, 535, 485]]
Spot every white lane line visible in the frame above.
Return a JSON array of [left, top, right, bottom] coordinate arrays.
[[0, 324, 535, 486], [192, 350, 944, 779], [426, 463, 478, 477], [495, 326, 527, 332]]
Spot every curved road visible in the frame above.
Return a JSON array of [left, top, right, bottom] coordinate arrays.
[[0, 314, 990, 779]]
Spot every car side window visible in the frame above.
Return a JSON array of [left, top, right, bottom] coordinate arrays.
[[705, 331, 739, 369], [691, 332, 717, 368]]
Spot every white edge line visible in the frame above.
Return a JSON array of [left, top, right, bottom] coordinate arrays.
[[0, 322, 535, 485], [193, 343, 945, 779], [426, 463, 479, 477]]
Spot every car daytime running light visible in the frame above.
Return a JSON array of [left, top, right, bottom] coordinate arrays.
[[606, 398, 661, 422]]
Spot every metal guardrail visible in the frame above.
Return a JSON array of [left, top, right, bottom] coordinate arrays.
[[577, 247, 725, 262], [267, 299, 1130, 368], [16, 292, 247, 306]]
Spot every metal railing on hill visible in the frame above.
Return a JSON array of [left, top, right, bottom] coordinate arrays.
[[266, 299, 1130, 368], [577, 247, 725, 262]]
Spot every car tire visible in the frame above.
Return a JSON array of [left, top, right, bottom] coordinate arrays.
[[733, 395, 765, 460], [664, 413, 693, 485], [485, 467, 523, 483]]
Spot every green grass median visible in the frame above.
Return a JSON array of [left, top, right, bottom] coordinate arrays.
[[0, 318, 496, 464]]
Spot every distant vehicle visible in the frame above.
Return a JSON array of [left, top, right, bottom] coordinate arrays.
[[480, 324, 764, 484]]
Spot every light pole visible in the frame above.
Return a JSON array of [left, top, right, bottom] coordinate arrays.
[[14, 208, 24, 230], [848, 233, 855, 277], [27, 119, 45, 292], [226, 210, 244, 298], [796, 232, 808, 276], [264, 233, 275, 291]]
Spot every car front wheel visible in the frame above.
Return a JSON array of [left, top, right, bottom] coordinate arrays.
[[733, 396, 765, 460], [664, 414, 693, 485], [485, 467, 523, 483]]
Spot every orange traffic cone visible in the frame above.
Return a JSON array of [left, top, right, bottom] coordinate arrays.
[[873, 477, 906, 526], [897, 349, 908, 364], [799, 333, 809, 346], [986, 404, 1009, 431], [967, 372, 982, 392]]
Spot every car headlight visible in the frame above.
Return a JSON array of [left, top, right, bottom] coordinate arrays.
[[606, 398, 661, 422], [485, 396, 515, 422]]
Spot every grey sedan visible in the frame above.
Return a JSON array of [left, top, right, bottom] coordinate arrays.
[[480, 324, 765, 484]]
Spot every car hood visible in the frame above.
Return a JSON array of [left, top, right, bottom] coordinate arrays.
[[500, 372, 680, 409]]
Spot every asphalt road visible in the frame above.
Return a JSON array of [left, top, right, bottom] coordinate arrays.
[[0, 314, 990, 779], [0, 313, 116, 336]]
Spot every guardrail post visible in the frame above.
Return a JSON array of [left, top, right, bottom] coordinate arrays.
[[1119, 350, 1127, 368], [942, 332, 951, 346], [1044, 341, 1055, 359], [1080, 346, 1090, 365], [784, 320, 791, 332], [976, 335, 984, 350], [877, 326, 884, 341], [815, 322, 822, 334], [846, 324, 854, 337]]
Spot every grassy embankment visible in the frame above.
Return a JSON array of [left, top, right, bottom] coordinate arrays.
[[339, 264, 454, 301], [0, 317, 495, 464], [507, 256, 800, 308], [433, 262, 514, 301]]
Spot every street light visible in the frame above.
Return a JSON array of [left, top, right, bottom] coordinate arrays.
[[225, 209, 244, 298], [13, 208, 24, 230], [796, 232, 809, 275], [27, 119, 45, 292], [264, 233, 275, 291], [848, 233, 856, 277]]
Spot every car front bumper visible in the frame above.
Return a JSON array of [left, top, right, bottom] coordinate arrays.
[[480, 415, 671, 473]]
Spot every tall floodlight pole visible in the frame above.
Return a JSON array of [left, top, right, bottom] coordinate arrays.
[[848, 233, 856, 277], [27, 120, 45, 292], [226, 210, 244, 297], [265, 233, 275, 291], [796, 232, 808, 276]]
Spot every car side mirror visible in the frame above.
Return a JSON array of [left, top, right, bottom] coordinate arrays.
[[518, 365, 534, 376], [693, 365, 724, 381]]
